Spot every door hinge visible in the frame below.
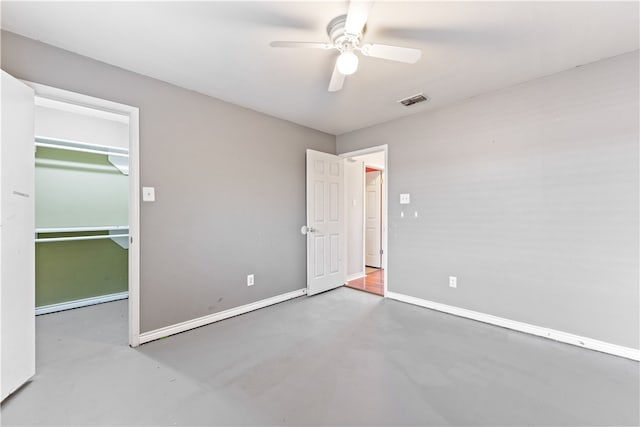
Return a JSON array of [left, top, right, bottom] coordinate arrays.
[[380, 249, 384, 255]]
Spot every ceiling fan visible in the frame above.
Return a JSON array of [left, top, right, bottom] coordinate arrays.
[[270, 1, 422, 92]]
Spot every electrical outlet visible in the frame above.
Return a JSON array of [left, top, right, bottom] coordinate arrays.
[[247, 274, 254, 287], [449, 276, 457, 288]]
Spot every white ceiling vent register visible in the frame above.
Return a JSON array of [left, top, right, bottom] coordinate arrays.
[[398, 94, 429, 107]]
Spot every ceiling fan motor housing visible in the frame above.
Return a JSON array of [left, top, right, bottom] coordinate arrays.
[[327, 15, 361, 52]]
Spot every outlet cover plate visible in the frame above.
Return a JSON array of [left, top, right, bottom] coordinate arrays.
[[142, 187, 155, 202]]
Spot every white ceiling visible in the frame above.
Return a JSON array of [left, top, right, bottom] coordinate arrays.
[[2, 1, 638, 135]]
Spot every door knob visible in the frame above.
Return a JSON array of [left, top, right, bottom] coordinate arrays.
[[301, 225, 316, 235]]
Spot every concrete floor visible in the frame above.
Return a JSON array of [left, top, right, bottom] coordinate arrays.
[[2, 287, 638, 426]]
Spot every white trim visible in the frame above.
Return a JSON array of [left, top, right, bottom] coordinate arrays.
[[127, 108, 141, 347], [139, 288, 307, 345], [387, 292, 640, 361], [23, 80, 141, 348], [35, 291, 128, 316], [346, 272, 366, 281], [339, 144, 389, 296], [28, 85, 132, 119]]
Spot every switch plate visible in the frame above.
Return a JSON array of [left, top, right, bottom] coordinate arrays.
[[449, 276, 457, 288], [400, 193, 411, 204], [247, 274, 254, 286], [142, 187, 155, 202]]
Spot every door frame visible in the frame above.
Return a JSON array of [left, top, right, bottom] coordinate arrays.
[[21, 81, 142, 347], [339, 144, 388, 296]]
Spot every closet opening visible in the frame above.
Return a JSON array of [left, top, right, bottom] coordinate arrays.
[[342, 146, 387, 297], [27, 84, 140, 347]]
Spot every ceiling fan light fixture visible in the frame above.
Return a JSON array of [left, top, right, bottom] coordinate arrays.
[[269, 1, 423, 92], [336, 51, 359, 75]]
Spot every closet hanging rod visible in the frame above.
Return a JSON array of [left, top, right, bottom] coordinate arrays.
[[35, 234, 129, 243], [36, 225, 129, 233], [35, 136, 129, 158]]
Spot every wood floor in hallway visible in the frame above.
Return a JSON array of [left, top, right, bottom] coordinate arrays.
[[345, 268, 384, 295]]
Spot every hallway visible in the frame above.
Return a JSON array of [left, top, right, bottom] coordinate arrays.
[[345, 268, 384, 296]]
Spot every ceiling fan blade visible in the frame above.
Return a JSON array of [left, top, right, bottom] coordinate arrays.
[[360, 44, 422, 64], [345, 0, 373, 35], [270, 41, 333, 49], [328, 61, 345, 92]]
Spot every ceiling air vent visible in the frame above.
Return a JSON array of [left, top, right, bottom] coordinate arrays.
[[398, 93, 429, 107]]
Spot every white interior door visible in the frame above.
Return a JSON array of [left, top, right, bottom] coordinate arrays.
[[365, 170, 381, 268], [305, 149, 345, 296], [1, 71, 36, 401]]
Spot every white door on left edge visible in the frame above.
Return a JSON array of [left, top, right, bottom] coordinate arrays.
[[1, 70, 35, 402], [304, 150, 345, 296]]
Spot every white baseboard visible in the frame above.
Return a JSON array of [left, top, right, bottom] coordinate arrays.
[[36, 291, 128, 315], [346, 272, 366, 281], [386, 291, 640, 361], [139, 288, 307, 345]]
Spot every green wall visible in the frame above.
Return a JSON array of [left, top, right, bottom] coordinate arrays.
[[36, 147, 128, 228], [35, 147, 128, 307], [36, 232, 128, 307]]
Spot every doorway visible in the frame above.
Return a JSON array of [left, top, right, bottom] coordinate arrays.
[[33, 97, 130, 319], [24, 81, 141, 347], [341, 145, 388, 297]]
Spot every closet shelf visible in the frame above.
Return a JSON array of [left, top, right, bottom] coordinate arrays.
[[35, 135, 129, 158], [35, 226, 129, 246], [35, 234, 129, 243], [35, 225, 129, 233]]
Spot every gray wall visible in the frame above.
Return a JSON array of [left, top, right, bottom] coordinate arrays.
[[1, 31, 335, 333], [337, 51, 639, 349]]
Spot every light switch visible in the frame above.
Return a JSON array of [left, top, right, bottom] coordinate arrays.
[[400, 193, 411, 204], [142, 187, 155, 202]]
